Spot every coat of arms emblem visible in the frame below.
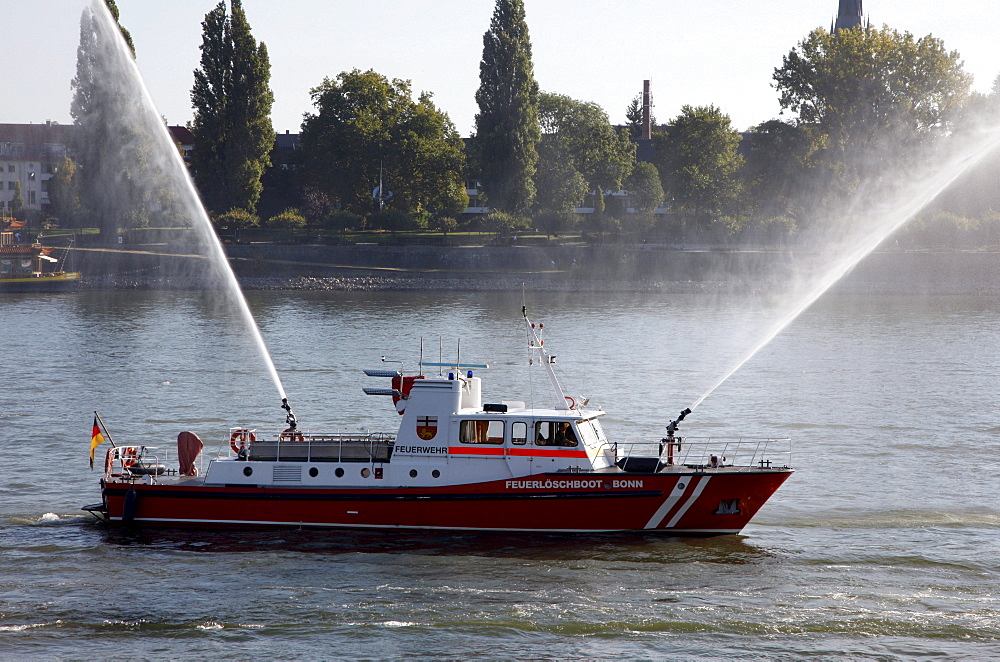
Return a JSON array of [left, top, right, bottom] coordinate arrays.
[[416, 416, 438, 440]]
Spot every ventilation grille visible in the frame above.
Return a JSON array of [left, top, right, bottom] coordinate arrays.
[[272, 465, 302, 483]]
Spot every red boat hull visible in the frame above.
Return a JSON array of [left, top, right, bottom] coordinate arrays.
[[100, 470, 792, 535]]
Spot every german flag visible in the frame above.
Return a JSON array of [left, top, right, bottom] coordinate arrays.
[[89, 416, 106, 470]]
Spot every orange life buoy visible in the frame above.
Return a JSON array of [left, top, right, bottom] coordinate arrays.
[[230, 430, 256, 454], [121, 446, 140, 468]]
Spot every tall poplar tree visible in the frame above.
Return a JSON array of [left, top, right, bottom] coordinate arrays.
[[474, 0, 540, 213], [191, 0, 275, 215]]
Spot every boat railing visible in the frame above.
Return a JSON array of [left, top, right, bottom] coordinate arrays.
[[615, 436, 792, 473], [104, 445, 173, 479], [246, 431, 397, 463]]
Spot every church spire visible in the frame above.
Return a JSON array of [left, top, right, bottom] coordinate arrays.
[[833, 0, 864, 32]]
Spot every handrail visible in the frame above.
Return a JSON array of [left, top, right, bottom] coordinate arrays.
[[244, 431, 397, 463], [616, 436, 792, 470]]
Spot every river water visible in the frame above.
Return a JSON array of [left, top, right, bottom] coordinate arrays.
[[1, 288, 998, 659]]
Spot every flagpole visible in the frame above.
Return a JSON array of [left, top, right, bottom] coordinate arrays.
[[94, 410, 118, 448]]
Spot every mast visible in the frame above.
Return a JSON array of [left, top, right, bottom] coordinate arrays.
[[523, 306, 570, 410]]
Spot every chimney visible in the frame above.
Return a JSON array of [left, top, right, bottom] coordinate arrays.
[[641, 80, 652, 141]]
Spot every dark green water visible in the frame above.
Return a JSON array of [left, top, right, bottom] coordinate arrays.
[[1, 289, 997, 659]]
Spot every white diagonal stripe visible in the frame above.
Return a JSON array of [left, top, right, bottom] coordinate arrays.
[[665, 476, 711, 529], [644, 478, 692, 529]]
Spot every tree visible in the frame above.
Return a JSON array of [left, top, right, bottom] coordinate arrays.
[[625, 95, 655, 142], [537, 92, 635, 192], [47, 157, 81, 224], [299, 186, 333, 225], [432, 215, 459, 240], [474, 0, 540, 213], [773, 26, 971, 159], [533, 138, 588, 213], [624, 161, 664, 214], [10, 181, 24, 221], [653, 105, 743, 220], [300, 70, 467, 217], [70, 0, 147, 234], [743, 119, 824, 223], [191, 0, 275, 215]]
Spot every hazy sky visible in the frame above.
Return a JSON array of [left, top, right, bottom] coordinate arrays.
[[10, 1, 1000, 136]]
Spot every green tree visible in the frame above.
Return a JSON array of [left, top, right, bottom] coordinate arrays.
[[537, 92, 635, 192], [534, 138, 588, 213], [474, 0, 540, 213], [47, 157, 80, 224], [653, 105, 743, 221], [432, 215, 459, 240], [624, 161, 664, 213], [10, 181, 24, 221], [625, 95, 655, 142], [743, 119, 823, 223], [773, 26, 971, 159], [191, 0, 275, 215], [301, 70, 466, 217]]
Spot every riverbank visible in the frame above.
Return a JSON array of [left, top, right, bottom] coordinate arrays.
[[70, 244, 1000, 294]]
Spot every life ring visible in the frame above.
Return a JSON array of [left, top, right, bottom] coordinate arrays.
[[230, 430, 256, 454], [565, 396, 576, 410], [121, 446, 140, 468]]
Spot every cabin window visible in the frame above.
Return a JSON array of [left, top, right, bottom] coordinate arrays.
[[459, 419, 504, 444], [511, 422, 527, 445], [534, 421, 579, 447], [577, 419, 605, 446]]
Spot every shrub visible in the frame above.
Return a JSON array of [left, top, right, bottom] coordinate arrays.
[[215, 208, 260, 230], [370, 208, 415, 233], [325, 210, 362, 233], [482, 211, 530, 237], [267, 207, 308, 229]]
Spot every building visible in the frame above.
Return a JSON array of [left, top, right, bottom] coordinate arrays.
[[0, 122, 71, 217], [168, 125, 195, 164], [832, 0, 867, 32]]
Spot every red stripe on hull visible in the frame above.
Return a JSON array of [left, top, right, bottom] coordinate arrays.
[[101, 470, 792, 535]]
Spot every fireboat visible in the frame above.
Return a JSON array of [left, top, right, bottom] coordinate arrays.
[[83, 309, 793, 535]]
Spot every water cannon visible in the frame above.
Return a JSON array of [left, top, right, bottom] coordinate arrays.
[[281, 398, 298, 432], [665, 407, 692, 440]]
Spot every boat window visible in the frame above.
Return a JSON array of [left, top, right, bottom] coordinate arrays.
[[511, 422, 527, 445], [535, 421, 578, 447], [459, 419, 504, 444], [577, 419, 604, 446]]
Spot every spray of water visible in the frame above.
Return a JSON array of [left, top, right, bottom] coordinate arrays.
[[689, 124, 1000, 412], [88, 0, 287, 402]]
